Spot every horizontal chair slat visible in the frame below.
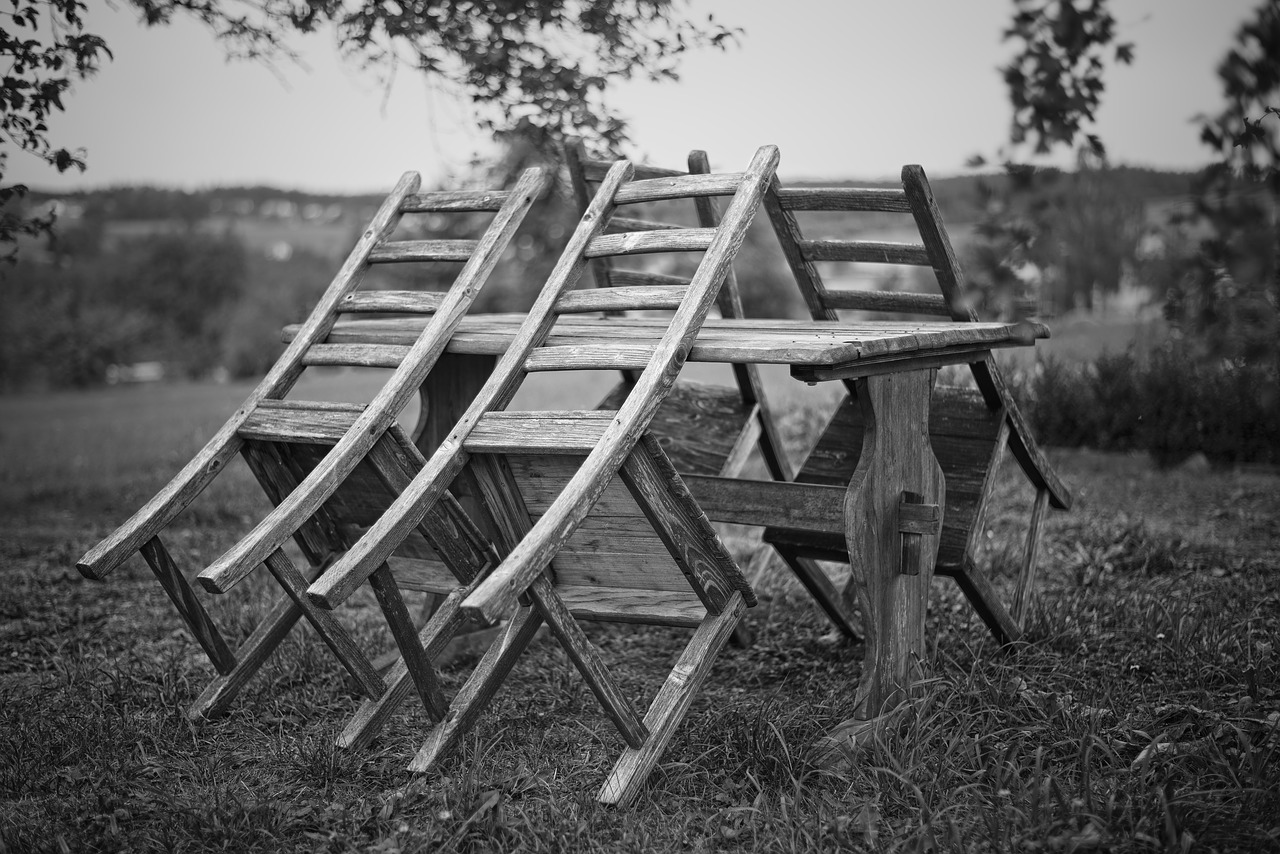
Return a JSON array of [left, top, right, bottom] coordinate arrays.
[[613, 173, 743, 205], [401, 189, 511, 213], [368, 239, 478, 263], [524, 344, 656, 372], [586, 228, 716, 258], [582, 159, 685, 182], [821, 290, 952, 316], [609, 270, 692, 289], [775, 187, 912, 213], [463, 411, 615, 454], [303, 343, 409, 368], [239, 405, 362, 444], [340, 290, 445, 314], [799, 239, 931, 265], [607, 216, 685, 232], [555, 286, 688, 314]]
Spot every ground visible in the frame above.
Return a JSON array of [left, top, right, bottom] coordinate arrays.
[[1, 378, 1277, 853]]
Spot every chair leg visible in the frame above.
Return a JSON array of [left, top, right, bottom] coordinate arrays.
[[368, 563, 447, 720], [408, 604, 544, 773], [945, 559, 1022, 646], [775, 547, 862, 640], [598, 592, 747, 807], [189, 589, 305, 720], [264, 549, 385, 699], [1012, 488, 1050, 629], [338, 586, 478, 751]]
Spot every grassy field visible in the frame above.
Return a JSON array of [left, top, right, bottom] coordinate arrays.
[[1, 368, 1277, 853]]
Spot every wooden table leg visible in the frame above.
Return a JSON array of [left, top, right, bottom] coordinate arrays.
[[842, 369, 945, 719]]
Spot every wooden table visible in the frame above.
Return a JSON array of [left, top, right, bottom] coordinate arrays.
[[292, 313, 1046, 722]]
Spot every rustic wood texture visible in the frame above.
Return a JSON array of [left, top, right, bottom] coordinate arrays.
[[597, 592, 746, 806], [139, 537, 236, 675], [842, 371, 946, 718], [461, 147, 779, 623], [773, 186, 911, 213], [368, 563, 447, 720], [367, 239, 479, 263], [1013, 488, 1050, 628], [197, 166, 547, 596], [798, 239, 931, 266], [553, 285, 688, 313], [77, 171, 424, 582], [585, 228, 717, 258], [339, 290, 446, 314], [401, 188, 511, 213]]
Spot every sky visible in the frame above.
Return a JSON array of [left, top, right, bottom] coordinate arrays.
[[7, 0, 1261, 194]]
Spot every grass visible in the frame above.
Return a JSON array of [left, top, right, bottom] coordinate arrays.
[[1, 375, 1278, 852]]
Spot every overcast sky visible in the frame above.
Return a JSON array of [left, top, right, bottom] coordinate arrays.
[[8, 0, 1259, 193]]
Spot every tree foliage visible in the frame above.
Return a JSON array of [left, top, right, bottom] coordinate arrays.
[[0, 0, 110, 258], [1, 0, 735, 257]]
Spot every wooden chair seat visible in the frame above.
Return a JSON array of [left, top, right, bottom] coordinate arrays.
[[76, 167, 549, 721]]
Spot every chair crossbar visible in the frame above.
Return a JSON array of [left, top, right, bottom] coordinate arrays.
[[555, 285, 688, 314], [340, 291, 446, 314], [402, 188, 511, 213], [774, 186, 911, 213], [368, 239, 479, 263], [799, 239, 931, 265], [586, 228, 717, 258]]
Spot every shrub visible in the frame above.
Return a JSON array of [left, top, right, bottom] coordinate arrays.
[[1017, 345, 1280, 467]]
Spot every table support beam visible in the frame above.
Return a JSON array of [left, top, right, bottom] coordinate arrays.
[[842, 369, 945, 720]]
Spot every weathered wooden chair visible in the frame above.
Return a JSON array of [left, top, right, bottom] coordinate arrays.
[[757, 167, 1073, 645], [306, 146, 781, 805], [563, 144, 864, 640], [77, 167, 549, 720]]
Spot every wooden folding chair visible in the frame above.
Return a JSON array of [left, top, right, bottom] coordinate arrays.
[[77, 167, 549, 720], [758, 166, 1073, 645], [306, 145, 781, 805]]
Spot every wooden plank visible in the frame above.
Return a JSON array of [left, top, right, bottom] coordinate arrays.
[[607, 216, 685, 232], [799, 239, 931, 265], [527, 575, 650, 749], [556, 585, 705, 627], [608, 270, 692, 289], [198, 167, 547, 596], [598, 592, 745, 806], [821, 290, 951, 316], [771, 549, 861, 639], [408, 604, 544, 773], [682, 475, 847, 534], [619, 434, 756, 612], [613, 172, 743, 205], [77, 171, 423, 581], [301, 343, 408, 369], [339, 290, 445, 314], [949, 555, 1022, 646], [189, 589, 305, 720], [463, 411, 613, 454], [368, 563, 447, 720], [338, 581, 484, 751], [1013, 488, 1050, 628], [554, 286, 687, 314], [524, 344, 655, 372], [402, 188, 510, 213], [139, 537, 237, 675], [368, 239, 478, 263], [586, 228, 716, 258], [264, 549, 386, 699], [774, 186, 912, 213], [239, 406, 362, 444], [461, 146, 781, 623]]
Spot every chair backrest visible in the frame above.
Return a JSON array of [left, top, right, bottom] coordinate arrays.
[[764, 166, 1072, 509], [309, 146, 782, 621], [564, 142, 792, 481], [193, 168, 550, 594]]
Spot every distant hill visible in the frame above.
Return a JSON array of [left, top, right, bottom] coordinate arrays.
[[21, 165, 1199, 226]]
